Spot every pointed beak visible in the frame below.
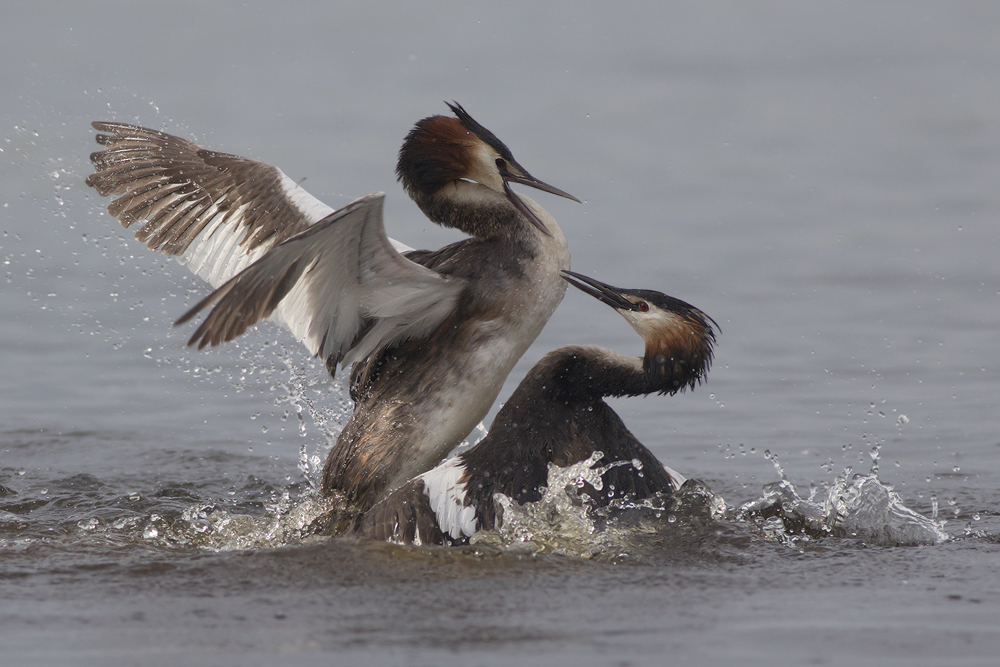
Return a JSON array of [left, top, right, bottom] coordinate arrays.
[[504, 172, 580, 203], [501, 170, 580, 237], [561, 270, 637, 311]]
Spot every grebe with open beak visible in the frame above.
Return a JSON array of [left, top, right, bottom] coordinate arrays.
[[354, 270, 717, 545]]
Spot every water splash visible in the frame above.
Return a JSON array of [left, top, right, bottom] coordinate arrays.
[[80, 486, 355, 553], [735, 465, 948, 547], [268, 344, 352, 445], [471, 452, 728, 559], [474, 452, 608, 556]]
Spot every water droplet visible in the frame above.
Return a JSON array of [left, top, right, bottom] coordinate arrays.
[[77, 517, 100, 531]]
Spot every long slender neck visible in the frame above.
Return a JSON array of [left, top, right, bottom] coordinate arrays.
[[498, 340, 707, 416], [460, 349, 648, 466], [530, 345, 653, 402], [409, 181, 533, 241]]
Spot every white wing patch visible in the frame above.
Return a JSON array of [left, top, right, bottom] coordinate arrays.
[[178, 203, 262, 287], [276, 171, 412, 253], [278, 171, 336, 224], [272, 193, 464, 365], [87, 123, 420, 355], [662, 463, 686, 491], [418, 458, 478, 541], [179, 194, 466, 373], [178, 170, 388, 289]]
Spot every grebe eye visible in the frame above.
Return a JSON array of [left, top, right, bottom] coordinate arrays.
[[495, 158, 507, 171], [637, 301, 649, 312]]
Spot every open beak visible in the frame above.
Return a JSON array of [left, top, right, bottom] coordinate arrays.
[[561, 270, 637, 311], [504, 172, 580, 203], [501, 169, 580, 237]]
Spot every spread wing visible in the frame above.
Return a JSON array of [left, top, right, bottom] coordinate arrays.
[[85, 121, 411, 288], [175, 193, 467, 373]]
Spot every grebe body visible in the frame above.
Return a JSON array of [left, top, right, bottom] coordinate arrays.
[[354, 271, 717, 545], [86, 103, 578, 509]]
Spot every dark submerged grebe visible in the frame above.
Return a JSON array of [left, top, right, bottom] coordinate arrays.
[[86, 103, 578, 509], [353, 270, 717, 545]]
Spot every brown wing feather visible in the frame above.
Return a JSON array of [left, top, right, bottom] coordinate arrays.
[[86, 122, 314, 257]]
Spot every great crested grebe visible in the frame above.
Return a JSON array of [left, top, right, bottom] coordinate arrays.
[[353, 270, 717, 545], [86, 103, 578, 509]]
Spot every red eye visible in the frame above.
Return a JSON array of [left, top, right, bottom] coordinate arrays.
[[637, 301, 649, 312]]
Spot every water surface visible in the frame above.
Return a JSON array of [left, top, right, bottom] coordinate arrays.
[[3, 2, 1000, 665]]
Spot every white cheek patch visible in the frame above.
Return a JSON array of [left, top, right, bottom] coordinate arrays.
[[463, 142, 504, 192], [620, 308, 685, 340]]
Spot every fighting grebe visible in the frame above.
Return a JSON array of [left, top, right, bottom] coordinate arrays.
[[86, 103, 578, 509], [353, 270, 717, 545]]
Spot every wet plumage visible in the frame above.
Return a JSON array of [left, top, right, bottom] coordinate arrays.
[[86, 103, 578, 509], [353, 271, 717, 545]]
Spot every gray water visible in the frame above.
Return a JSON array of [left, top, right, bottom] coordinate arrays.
[[3, 1, 1000, 665]]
